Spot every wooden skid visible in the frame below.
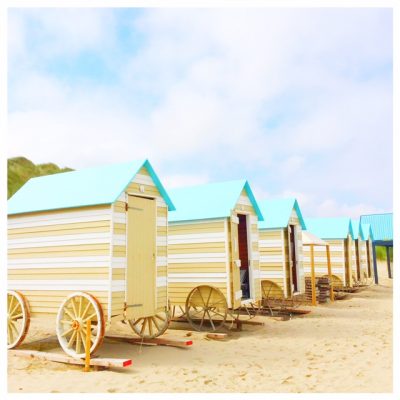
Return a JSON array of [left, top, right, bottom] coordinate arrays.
[[105, 334, 193, 348], [8, 349, 132, 368]]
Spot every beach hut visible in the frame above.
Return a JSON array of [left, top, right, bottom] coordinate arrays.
[[167, 180, 263, 331], [360, 213, 393, 283], [360, 223, 374, 280], [302, 231, 335, 305], [304, 218, 355, 288], [257, 198, 306, 299], [7, 160, 175, 358], [350, 219, 363, 283]]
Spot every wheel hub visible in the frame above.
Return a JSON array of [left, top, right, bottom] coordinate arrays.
[[71, 319, 82, 330]]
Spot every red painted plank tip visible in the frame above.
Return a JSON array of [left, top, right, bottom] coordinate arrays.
[[185, 340, 193, 346], [122, 359, 133, 367]]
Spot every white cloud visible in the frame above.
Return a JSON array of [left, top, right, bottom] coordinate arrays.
[[7, 8, 393, 216]]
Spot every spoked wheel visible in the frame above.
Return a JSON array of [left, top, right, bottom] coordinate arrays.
[[7, 290, 30, 349], [129, 310, 170, 339], [56, 292, 105, 359], [185, 285, 228, 332]]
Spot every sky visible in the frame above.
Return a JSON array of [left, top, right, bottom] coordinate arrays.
[[7, 8, 393, 218]]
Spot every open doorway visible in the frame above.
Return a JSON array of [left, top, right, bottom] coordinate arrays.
[[237, 214, 251, 299], [355, 240, 361, 280], [289, 225, 298, 293]]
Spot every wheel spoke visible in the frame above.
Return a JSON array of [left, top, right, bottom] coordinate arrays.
[[152, 316, 160, 332], [189, 307, 205, 317], [70, 297, 78, 318], [64, 308, 76, 321], [61, 327, 74, 337], [140, 318, 147, 335], [8, 323, 13, 345], [81, 330, 87, 352], [148, 318, 153, 337], [8, 295, 15, 314], [154, 313, 166, 322], [205, 287, 213, 308], [78, 296, 83, 318], [197, 289, 207, 308], [60, 319, 72, 325], [206, 310, 216, 330], [67, 330, 77, 348], [83, 312, 97, 323], [76, 331, 81, 354], [11, 312, 23, 321], [131, 318, 143, 327], [81, 300, 92, 320], [10, 303, 21, 318], [199, 310, 207, 329], [209, 310, 226, 319], [10, 320, 20, 338]]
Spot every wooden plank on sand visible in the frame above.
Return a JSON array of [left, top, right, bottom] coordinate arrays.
[[8, 349, 132, 368], [105, 334, 193, 347]]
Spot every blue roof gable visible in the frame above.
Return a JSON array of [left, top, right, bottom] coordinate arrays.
[[304, 217, 353, 240], [360, 213, 393, 241], [351, 219, 361, 240], [168, 179, 263, 222], [360, 223, 374, 241], [8, 159, 175, 215], [258, 198, 306, 230]]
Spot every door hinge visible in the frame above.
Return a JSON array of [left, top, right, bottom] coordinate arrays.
[[125, 202, 128, 212]]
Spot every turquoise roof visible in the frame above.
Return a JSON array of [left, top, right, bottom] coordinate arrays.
[[168, 180, 263, 222], [304, 217, 353, 240], [258, 198, 306, 230], [360, 213, 393, 241], [8, 159, 175, 215], [351, 219, 361, 239], [360, 223, 374, 241]]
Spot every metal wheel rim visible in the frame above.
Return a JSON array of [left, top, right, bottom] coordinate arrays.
[[7, 290, 30, 349], [128, 310, 170, 339], [56, 292, 104, 359], [185, 285, 227, 332]]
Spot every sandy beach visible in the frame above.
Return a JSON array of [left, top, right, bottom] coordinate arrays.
[[8, 261, 392, 393]]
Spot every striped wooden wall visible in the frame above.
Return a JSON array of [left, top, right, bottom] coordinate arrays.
[[8, 166, 169, 322], [351, 239, 358, 283], [259, 209, 304, 299], [110, 166, 169, 318], [167, 188, 261, 309], [168, 219, 229, 306], [8, 205, 113, 319], [318, 239, 346, 285]]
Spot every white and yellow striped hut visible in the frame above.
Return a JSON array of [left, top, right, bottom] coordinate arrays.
[[360, 223, 374, 281], [257, 198, 306, 299], [167, 180, 264, 331], [7, 159, 175, 358], [303, 217, 355, 289]]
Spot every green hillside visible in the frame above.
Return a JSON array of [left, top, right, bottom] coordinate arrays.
[[8, 157, 73, 199]]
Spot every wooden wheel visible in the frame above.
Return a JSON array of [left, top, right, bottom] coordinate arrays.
[[324, 274, 344, 290], [129, 309, 170, 339], [261, 280, 284, 300], [7, 290, 30, 349], [56, 292, 105, 359], [185, 285, 227, 332]]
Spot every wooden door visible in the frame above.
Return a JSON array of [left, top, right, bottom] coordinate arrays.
[[355, 239, 361, 280], [288, 225, 298, 293], [344, 237, 351, 287], [229, 212, 241, 308], [126, 195, 156, 319], [366, 240, 372, 277]]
